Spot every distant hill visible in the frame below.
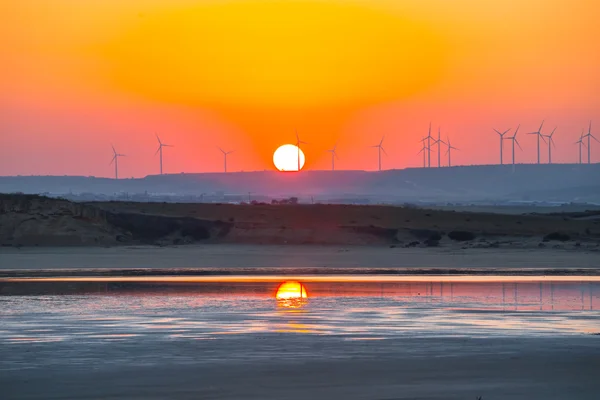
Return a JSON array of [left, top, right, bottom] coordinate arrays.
[[1, 164, 599, 204]]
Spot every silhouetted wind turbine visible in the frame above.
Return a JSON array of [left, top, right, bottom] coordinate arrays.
[[218, 147, 234, 173], [155, 135, 173, 175], [445, 137, 458, 167], [493, 128, 510, 165], [542, 127, 557, 164], [295, 130, 308, 171], [433, 127, 447, 168], [582, 121, 599, 164], [527, 121, 547, 164], [418, 137, 429, 168], [371, 136, 387, 171], [326, 143, 339, 171], [575, 130, 586, 164], [110, 145, 126, 179], [425, 123, 435, 168], [505, 124, 522, 171]]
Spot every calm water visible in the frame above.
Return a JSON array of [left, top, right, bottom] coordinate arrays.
[[1, 276, 599, 345]]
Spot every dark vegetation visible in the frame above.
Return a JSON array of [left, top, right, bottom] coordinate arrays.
[[448, 231, 477, 241]]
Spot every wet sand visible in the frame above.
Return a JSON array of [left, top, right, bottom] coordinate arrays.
[[1, 244, 600, 271], [3, 336, 600, 400], [2, 284, 600, 400]]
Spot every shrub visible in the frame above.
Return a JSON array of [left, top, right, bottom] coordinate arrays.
[[543, 232, 570, 242], [448, 231, 476, 241]]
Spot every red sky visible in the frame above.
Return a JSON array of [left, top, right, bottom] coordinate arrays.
[[1, 0, 599, 177]]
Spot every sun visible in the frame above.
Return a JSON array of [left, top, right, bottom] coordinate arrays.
[[276, 281, 308, 299], [273, 144, 305, 171]]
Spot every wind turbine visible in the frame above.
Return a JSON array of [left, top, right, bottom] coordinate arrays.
[[445, 137, 459, 167], [493, 127, 510, 165], [371, 136, 387, 171], [326, 143, 339, 171], [425, 123, 435, 168], [542, 127, 557, 164], [295, 130, 308, 171], [418, 137, 429, 168], [527, 121, 547, 164], [218, 147, 234, 173], [155, 135, 173, 175], [110, 145, 126, 179], [575, 130, 586, 164], [582, 121, 599, 164], [505, 124, 522, 171], [433, 127, 447, 168]]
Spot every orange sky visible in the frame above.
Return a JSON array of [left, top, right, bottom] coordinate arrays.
[[1, 0, 599, 177]]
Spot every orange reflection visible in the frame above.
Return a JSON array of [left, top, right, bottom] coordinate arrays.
[[276, 281, 308, 299]]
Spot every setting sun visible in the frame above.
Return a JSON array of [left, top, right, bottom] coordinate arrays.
[[275, 281, 308, 299], [273, 145, 305, 172]]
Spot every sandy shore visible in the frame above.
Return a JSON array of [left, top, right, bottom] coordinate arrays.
[[3, 335, 599, 400], [1, 244, 600, 271]]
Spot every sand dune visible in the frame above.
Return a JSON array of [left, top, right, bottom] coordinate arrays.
[[1, 194, 599, 249]]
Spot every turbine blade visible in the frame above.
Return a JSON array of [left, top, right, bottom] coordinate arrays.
[[379, 136, 384, 146], [503, 129, 511, 135], [515, 139, 522, 150], [154, 147, 161, 156], [591, 134, 600, 143], [156, 134, 162, 145], [514, 124, 520, 137], [539, 120, 545, 132], [381, 146, 388, 156]]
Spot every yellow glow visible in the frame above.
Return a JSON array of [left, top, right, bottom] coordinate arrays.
[[273, 144, 305, 171], [276, 281, 308, 299], [101, 1, 445, 108]]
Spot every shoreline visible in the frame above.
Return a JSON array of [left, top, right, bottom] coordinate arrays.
[[2, 244, 600, 276]]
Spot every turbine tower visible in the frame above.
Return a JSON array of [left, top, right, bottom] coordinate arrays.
[[505, 124, 522, 171], [493, 128, 510, 165], [582, 121, 599, 164], [371, 136, 387, 171], [445, 137, 459, 167], [542, 127, 557, 164], [326, 143, 339, 171], [433, 127, 447, 168], [110, 145, 126, 180], [418, 137, 429, 168], [575, 130, 586, 164], [155, 135, 173, 175], [425, 123, 435, 168], [295, 130, 308, 171], [527, 121, 547, 164], [218, 147, 234, 173]]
